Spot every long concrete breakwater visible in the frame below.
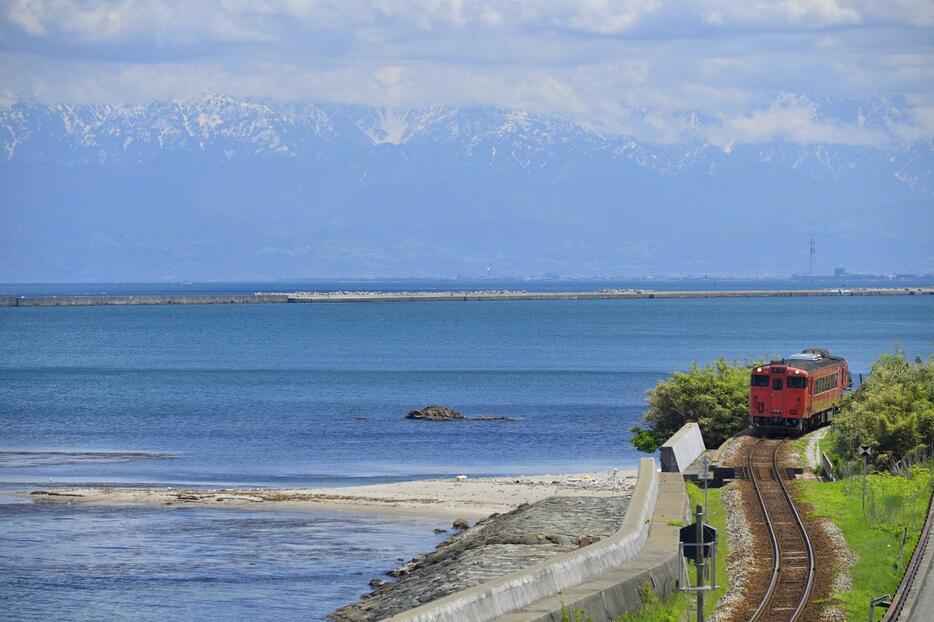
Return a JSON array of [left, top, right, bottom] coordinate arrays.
[[1, 287, 931, 307]]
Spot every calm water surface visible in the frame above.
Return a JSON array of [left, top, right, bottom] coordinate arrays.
[[1, 296, 932, 620]]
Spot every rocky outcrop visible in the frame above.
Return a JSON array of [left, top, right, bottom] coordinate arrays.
[[405, 405, 463, 421]]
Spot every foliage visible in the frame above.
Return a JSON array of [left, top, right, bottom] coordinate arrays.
[[560, 601, 594, 622], [630, 359, 751, 452], [795, 464, 933, 621], [831, 349, 934, 469], [614, 582, 684, 622]]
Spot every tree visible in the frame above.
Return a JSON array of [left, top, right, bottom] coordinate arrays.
[[831, 350, 934, 469], [630, 358, 751, 452]]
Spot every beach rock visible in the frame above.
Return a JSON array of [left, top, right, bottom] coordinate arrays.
[[433, 528, 448, 534], [368, 578, 387, 589], [406, 405, 463, 421], [452, 518, 470, 531], [471, 416, 516, 421]]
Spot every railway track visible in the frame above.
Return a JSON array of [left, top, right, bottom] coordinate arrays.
[[747, 437, 815, 622]]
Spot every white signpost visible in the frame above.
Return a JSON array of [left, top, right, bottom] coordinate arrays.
[[859, 446, 872, 512], [700, 455, 712, 516]]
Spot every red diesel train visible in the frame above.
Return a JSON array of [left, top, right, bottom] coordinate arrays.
[[749, 348, 851, 431]]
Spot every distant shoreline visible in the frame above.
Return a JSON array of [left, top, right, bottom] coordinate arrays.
[[1, 286, 932, 307]]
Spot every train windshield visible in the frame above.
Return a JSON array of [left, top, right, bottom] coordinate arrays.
[[751, 374, 769, 387], [788, 376, 807, 389]]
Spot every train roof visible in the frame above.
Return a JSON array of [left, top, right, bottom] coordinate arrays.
[[768, 356, 846, 372]]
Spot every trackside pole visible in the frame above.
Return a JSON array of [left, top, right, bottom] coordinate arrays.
[[696, 504, 705, 622]]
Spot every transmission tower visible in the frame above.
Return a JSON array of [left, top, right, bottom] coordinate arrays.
[[808, 236, 816, 277]]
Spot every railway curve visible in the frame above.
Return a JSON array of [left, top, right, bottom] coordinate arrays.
[[746, 437, 816, 622]]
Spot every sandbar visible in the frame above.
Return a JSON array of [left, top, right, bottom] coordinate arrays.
[[18, 469, 638, 519]]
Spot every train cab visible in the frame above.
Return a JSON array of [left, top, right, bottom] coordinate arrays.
[[750, 348, 850, 431]]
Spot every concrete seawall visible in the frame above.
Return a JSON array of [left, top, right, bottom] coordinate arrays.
[[660, 422, 706, 473], [0, 294, 289, 307], [1, 287, 931, 307], [495, 472, 688, 622], [386, 458, 661, 622]]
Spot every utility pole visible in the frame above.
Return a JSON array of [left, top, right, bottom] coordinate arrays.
[[695, 504, 705, 622], [809, 235, 816, 278]]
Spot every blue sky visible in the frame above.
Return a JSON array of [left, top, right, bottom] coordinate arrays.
[[1, 1, 933, 145]]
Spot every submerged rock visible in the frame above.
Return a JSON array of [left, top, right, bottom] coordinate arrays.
[[471, 416, 516, 421], [405, 405, 463, 421]]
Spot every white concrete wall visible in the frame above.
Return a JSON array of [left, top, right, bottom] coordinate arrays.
[[385, 458, 660, 622], [659, 422, 706, 472]]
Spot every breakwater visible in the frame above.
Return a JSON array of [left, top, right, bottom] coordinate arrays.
[[1, 287, 931, 307]]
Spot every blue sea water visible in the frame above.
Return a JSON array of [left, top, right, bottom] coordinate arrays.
[[1, 294, 932, 620]]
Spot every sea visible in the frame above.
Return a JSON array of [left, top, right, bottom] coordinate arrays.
[[1, 279, 932, 621]]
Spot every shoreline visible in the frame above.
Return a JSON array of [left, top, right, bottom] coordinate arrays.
[[15, 469, 638, 519], [1, 286, 931, 307]]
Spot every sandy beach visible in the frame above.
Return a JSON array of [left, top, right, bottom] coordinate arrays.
[[18, 469, 638, 519]]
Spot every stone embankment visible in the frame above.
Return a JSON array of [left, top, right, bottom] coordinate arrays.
[[331, 495, 631, 622], [2, 287, 931, 307], [330, 458, 677, 622]]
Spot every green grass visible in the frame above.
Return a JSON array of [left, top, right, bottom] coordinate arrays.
[[615, 481, 728, 621], [685, 481, 729, 617], [614, 586, 686, 622], [795, 464, 933, 621]]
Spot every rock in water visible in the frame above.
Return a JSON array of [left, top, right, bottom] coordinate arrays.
[[405, 405, 463, 421]]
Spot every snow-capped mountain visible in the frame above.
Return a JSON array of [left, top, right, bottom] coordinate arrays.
[[0, 95, 931, 281]]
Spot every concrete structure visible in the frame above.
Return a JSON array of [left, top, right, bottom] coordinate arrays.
[[1, 287, 931, 307], [0, 294, 288, 306], [386, 458, 662, 622], [886, 491, 934, 621], [492, 472, 688, 622], [660, 422, 706, 473]]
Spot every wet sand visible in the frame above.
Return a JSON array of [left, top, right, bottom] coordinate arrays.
[[19, 469, 637, 519]]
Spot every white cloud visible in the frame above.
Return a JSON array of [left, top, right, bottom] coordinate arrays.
[[1, 1, 932, 145], [706, 93, 890, 147]]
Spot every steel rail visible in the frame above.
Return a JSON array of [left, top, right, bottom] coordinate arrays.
[[773, 438, 815, 621], [747, 437, 816, 622]]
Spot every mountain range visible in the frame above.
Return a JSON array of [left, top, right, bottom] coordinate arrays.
[[1, 94, 931, 281]]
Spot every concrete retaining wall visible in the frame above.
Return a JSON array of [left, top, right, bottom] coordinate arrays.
[[660, 422, 706, 473], [494, 472, 688, 622], [386, 458, 660, 622]]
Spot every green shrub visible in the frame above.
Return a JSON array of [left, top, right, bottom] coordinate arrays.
[[832, 349, 934, 470], [630, 359, 753, 452]]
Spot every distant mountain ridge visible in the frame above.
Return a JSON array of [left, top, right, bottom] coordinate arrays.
[[0, 95, 931, 281]]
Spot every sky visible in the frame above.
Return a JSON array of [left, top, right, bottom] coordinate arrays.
[[1, 0, 933, 145]]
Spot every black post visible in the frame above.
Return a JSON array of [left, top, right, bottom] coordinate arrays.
[[696, 504, 704, 622]]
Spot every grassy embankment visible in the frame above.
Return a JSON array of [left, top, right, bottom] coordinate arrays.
[[796, 465, 933, 621], [613, 481, 728, 622]]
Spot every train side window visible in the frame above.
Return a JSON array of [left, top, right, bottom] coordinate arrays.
[[787, 376, 807, 389], [772, 377, 783, 390], [751, 374, 769, 387]]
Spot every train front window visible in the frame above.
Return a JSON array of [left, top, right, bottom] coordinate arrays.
[[751, 374, 769, 387], [772, 377, 783, 390], [787, 376, 807, 389]]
